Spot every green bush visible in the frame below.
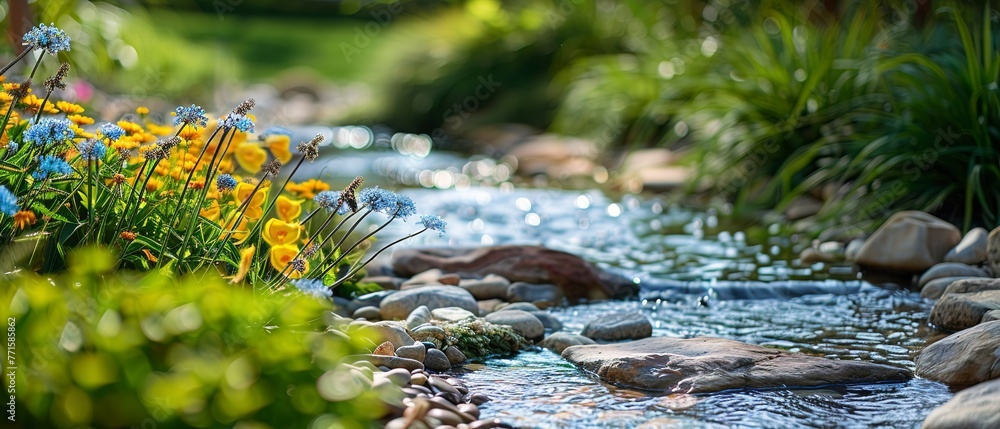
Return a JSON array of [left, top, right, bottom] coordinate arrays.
[[1, 248, 381, 429]]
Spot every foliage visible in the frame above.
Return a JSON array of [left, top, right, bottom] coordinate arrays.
[[0, 22, 446, 292], [412, 319, 530, 359], [0, 247, 381, 429]]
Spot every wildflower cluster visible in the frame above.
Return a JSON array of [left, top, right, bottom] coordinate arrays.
[[0, 23, 447, 295]]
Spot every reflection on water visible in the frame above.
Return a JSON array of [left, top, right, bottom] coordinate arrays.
[[305, 146, 950, 428]]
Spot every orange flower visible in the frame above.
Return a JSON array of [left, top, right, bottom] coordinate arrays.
[[230, 245, 255, 284], [286, 179, 330, 199], [57, 101, 85, 114], [13, 210, 37, 230], [266, 134, 292, 164], [145, 178, 163, 192], [269, 244, 306, 279], [261, 218, 302, 246], [275, 195, 303, 223], [234, 142, 267, 174]]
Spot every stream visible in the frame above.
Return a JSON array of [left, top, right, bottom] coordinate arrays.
[[303, 135, 954, 428]]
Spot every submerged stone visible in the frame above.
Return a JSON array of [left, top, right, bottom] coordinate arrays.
[[561, 337, 912, 393]]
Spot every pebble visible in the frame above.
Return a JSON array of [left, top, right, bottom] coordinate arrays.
[[458, 403, 480, 419], [432, 307, 478, 322], [429, 376, 460, 394], [406, 305, 433, 329], [421, 341, 439, 350], [411, 373, 428, 386], [485, 310, 545, 340], [368, 321, 417, 348], [373, 341, 395, 356], [507, 282, 564, 305], [424, 348, 452, 371], [460, 275, 512, 300], [495, 302, 541, 312], [469, 393, 491, 405], [382, 368, 412, 387], [438, 273, 462, 285], [444, 346, 467, 365], [352, 306, 382, 320], [395, 343, 427, 362]]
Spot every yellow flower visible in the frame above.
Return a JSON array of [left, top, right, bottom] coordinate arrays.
[[269, 244, 307, 279], [13, 210, 37, 230], [22, 94, 58, 113], [145, 178, 163, 192], [57, 101, 85, 114], [261, 218, 302, 246], [117, 120, 144, 135], [200, 200, 221, 222], [275, 195, 303, 222], [230, 245, 255, 284], [112, 135, 140, 150], [67, 114, 95, 126], [234, 142, 267, 174], [136, 106, 149, 115], [72, 125, 96, 139], [2, 82, 23, 92], [179, 127, 202, 141], [217, 159, 235, 174], [266, 134, 293, 164], [145, 122, 173, 136], [233, 181, 268, 208], [286, 179, 330, 199], [0, 93, 14, 104]]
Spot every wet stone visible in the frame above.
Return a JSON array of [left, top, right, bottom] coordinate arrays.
[[425, 348, 452, 371]]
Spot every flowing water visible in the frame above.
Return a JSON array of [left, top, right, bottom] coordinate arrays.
[[306, 143, 954, 428]]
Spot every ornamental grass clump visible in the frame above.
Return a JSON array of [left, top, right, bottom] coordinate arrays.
[[0, 23, 446, 294]]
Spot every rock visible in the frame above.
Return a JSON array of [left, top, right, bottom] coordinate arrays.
[[354, 290, 395, 308], [424, 348, 452, 371], [402, 268, 444, 287], [918, 263, 988, 288], [391, 246, 638, 300], [945, 227, 989, 264], [361, 275, 404, 290], [921, 277, 978, 300], [341, 354, 424, 372], [929, 289, 1000, 332], [484, 310, 544, 340], [541, 332, 596, 355], [856, 211, 961, 273], [799, 248, 839, 264], [380, 368, 412, 387], [352, 306, 381, 320], [989, 227, 1000, 276], [367, 321, 416, 348], [405, 306, 432, 329], [444, 347, 467, 365], [984, 310, 1000, 323], [395, 344, 427, 362], [431, 307, 477, 322], [916, 320, 1000, 385], [581, 312, 652, 341], [437, 273, 462, 286], [942, 278, 1000, 296], [528, 311, 563, 332], [379, 286, 478, 320], [477, 299, 504, 314], [373, 341, 395, 356], [785, 195, 823, 221], [844, 238, 865, 262], [459, 275, 511, 300], [921, 377, 1000, 429], [507, 282, 564, 305], [561, 337, 912, 392], [495, 302, 540, 312]]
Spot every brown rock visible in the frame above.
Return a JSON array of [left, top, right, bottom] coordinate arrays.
[[921, 277, 978, 300], [921, 377, 1000, 429], [561, 337, 911, 393], [929, 290, 1000, 332], [391, 246, 638, 300], [942, 278, 1000, 296], [373, 341, 395, 356], [916, 320, 1000, 386], [856, 211, 961, 273]]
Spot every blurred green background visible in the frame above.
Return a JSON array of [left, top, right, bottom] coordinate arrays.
[[2, 0, 998, 231]]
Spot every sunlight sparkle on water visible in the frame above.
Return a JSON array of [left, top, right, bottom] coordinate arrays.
[[515, 197, 532, 211], [576, 195, 591, 209], [525, 213, 541, 226], [607, 203, 621, 217]]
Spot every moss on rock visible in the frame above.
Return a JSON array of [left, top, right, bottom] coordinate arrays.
[[410, 319, 531, 359]]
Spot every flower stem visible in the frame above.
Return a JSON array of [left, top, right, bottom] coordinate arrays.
[[314, 212, 395, 281], [329, 228, 428, 289], [0, 48, 32, 78]]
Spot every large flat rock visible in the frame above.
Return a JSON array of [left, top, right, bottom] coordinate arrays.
[[561, 337, 912, 393], [391, 246, 638, 300], [916, 320, 1000, 386]]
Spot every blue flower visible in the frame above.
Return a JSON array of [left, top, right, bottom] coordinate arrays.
[[418, 215, 447, 236], [222, 113, 255, 133], [22, 23, 71, 55], [4, 143, 19, 155], [260, 127, 292, 140], [359, 187, 398, 214], [32, 155, 73, 180], [216, 174, 237, 192], [291, 279, 332, 299], [0, 185, 18, 216], [23, 118, 74, 147], [76, 139, 106, 161], [97, 123, 126, 142], [173, 104, 208, 128], [394, 195, 416, 219], [314, 190, 348, 214]]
